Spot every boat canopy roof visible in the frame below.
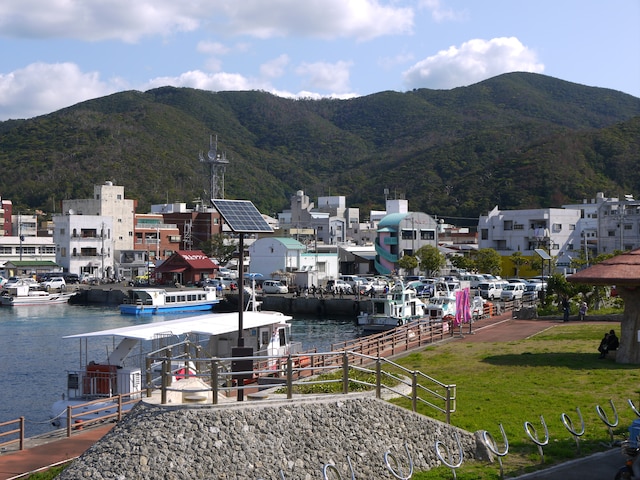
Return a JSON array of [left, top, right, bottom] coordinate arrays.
[[64, 311, 292, 341]]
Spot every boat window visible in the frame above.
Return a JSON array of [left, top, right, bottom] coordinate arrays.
[[279, 328, 287, 347], [261, 330, 269, 347], [374, 303, 385, 314]]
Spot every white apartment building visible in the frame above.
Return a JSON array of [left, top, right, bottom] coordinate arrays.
[[53, 214, 115, 279], [478, 206, 582, 265], [62, 181, 135, 252]]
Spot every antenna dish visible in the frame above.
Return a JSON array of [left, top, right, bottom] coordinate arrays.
[[67, 209, 75, 215]]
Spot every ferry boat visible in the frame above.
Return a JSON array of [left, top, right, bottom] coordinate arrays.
[[50, 309, 299, 426], [357, 282, 427, 332], [0, 283, 76, 306], [119, 286, 220, 315]]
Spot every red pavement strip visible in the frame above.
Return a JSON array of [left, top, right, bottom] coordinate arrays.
[[0, 316, 615, 479], [0, 424, 114, 480]]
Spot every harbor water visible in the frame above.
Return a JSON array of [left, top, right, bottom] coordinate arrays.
[[0, 304, 362, 438]]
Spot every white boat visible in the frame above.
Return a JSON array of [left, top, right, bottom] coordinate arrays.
[[424, 280, 457, 321], [119, 286, 220, 315], [0, 283, 76, 306], [357, 282, 427, 332], [50, 309, 299, 426]]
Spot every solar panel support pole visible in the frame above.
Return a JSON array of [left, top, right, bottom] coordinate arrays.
[[237, 234, 245, 348]]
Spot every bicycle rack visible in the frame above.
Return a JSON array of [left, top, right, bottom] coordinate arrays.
[[561, 407, 585, 455], [596, 399, 619, 447], [322, 456, 355, 480], [629, 398, 640, 418], [384, 444, 414, 480], [435, 430, 464, 479], [524, 415, 549, 464], [482, 424, 509, 480]]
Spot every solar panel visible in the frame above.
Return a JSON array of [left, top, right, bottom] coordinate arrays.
[[212, 199, 273, 233]]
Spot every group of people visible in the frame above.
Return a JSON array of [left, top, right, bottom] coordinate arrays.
[[598, 329, 619, 359]]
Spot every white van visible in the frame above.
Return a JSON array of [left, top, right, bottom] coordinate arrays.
[[501, 283, 525, 301], [458, 274, 485, 289], [339, 275, 365, 289], [477, 282, 502, 300]]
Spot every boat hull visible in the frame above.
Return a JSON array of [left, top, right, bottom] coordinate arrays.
[[119, 301, 217, 315], [0, 293, 74, 306]]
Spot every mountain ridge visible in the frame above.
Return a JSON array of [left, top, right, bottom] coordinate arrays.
[[0, 72, 638, 224]]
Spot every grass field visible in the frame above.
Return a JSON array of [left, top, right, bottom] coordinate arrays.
[[388, 321, 638, 479]]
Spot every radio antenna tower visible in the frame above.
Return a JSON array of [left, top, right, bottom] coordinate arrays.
[[199, 134, 229, 202]]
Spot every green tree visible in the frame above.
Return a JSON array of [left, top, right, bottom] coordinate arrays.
[[415, 245, 445, 277], [449, 255, 476, 273], [197, 234, 236, 266], [397, 254, 418, 274], [474, 248, 502, 276]]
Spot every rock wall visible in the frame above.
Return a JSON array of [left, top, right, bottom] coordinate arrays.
[[57, 395, 487, 479]]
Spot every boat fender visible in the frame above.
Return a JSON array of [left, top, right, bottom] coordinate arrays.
[[397, 319, 403, 327]]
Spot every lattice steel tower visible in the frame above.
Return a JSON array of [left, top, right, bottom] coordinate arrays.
[[199, 134, 229, 202]]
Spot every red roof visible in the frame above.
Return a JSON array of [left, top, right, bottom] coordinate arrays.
[[155, 250, 217, 273]]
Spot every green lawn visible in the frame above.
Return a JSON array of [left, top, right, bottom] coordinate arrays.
[[390, 322, 638, 479]]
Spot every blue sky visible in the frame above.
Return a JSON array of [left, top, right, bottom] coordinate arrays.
[[0, 0, 638, 121]]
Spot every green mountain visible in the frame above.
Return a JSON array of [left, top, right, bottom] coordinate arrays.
[[1, 72, 639, 224]]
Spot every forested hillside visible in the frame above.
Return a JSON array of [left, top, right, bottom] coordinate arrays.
[[0, 72, 638, 224]]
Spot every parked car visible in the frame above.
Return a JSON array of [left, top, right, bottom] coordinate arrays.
[[500, 283, 525, 301], [477, 281, 502, 300], [41, 277, 66, 291], [262, 280, 288, 294]]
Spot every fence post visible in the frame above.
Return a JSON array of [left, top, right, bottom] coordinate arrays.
[[342, 352, 349, 395], [117, 394, 123, 421], [286, 355, 294, 399], [66, 406, 72, 437], [412, 372, 418, 412], [445, 387, 452, 424], [161, 358, 169, 405], [376, 358, 382, 399], [211, 359, 218, 405], [145, 357, 152, 397], [19, 416, 24, 451]]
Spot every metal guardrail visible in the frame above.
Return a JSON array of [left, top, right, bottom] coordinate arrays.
[[147, 349, 457, 423]]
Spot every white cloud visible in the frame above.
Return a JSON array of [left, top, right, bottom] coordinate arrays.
[[0, 62, 118, 120], [260, 55, 290, 79], [295, 61, 353, 93], [218, 0, 414, 41], [143, 70, 258, 92], [0, 0, 203, 42], [403, 37, 545, 90], [419, 0, 467, 22], [0, 0, 413, 43]]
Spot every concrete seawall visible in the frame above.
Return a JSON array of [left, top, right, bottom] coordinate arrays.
[[70, 287, 370, 317]]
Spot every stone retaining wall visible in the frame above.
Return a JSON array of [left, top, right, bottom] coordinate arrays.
[[57, 395, 488, 479]]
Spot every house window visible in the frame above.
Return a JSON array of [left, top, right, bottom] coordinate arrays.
[[0, 246, 12, 254], [401, 229, 414, 240], [513, 224, 524, 230], [420, 230, 435, 240], [504, 220, 513, 231], [608, 230, 616, 237], [552, 223, 562, 233], [569, 224, 576, 230], [481, 229, 488, 240], [624, 224, 633, 230]]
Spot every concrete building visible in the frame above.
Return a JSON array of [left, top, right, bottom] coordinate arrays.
[[1, 197, 12, 236], [150, 202, 222, 250], [596, 195, 640, 254], [53, 214, 115, 279], [0, 236, 57, 276], [62, 181, 135, 253], [374, 211, 440, 275], [133, 213, 182, 262], [248, 237, 338, 288]]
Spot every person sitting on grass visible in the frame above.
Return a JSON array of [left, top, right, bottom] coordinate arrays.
[[598, 329, 619, 359]]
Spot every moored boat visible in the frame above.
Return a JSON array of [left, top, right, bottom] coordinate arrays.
[[424, 280, 457, 321], [357, 282, 427, 332], [119, 286, 220, 315], [0, 283, 76, 306], [50, 309, 300, 426]]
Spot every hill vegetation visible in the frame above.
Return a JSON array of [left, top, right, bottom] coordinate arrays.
[[1, 72, 639, 224]]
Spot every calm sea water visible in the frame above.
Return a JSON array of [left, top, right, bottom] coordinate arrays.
[[0, 304, 361, 437]]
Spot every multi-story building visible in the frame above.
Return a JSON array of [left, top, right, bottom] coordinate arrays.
[[53, 214, 115, 279], [133, 214, 181, 261], [150, 202, 222, 250], [1, 198, 12, 236], [61, 181, 135, 253], [596, 195, 640, 254], [374, 207, 440, 275]]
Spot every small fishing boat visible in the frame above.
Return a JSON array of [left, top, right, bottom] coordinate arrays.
[[119, 286, 220, 315], [423, 280, 457, 321], [50, 309, 300, 426], [0, 283, 76, 306], [357, 282, 427, 332]]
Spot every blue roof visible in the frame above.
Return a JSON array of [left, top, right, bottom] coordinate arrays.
[[274, 238, 307, 250], [377, 213, 408, 230]]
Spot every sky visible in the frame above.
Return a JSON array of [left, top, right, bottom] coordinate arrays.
[[0, 0, 638, 121]]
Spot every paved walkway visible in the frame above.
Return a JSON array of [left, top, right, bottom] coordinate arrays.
[[0, 315, 621, 479]]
